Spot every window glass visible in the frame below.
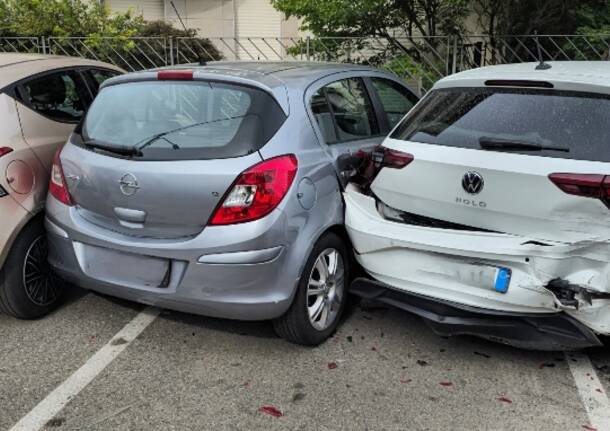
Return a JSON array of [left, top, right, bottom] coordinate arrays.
[[371, 78, 417, 128], [391, 87, 610, 162], [21, 71, 87, 122], [311, 78, 378, 144], [81, 81, 286, 161], [310, 88, 338, 144], [88, 69, 120, 93]]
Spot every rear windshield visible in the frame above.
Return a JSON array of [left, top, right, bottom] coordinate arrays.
[[391, 87, 610, 162], [78, 80, 286, 160]]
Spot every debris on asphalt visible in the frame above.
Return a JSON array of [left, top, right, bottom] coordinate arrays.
[[399, 378, 412, 384], [582, 425, 597, 431], [45, 417, 66, 427], [539, 362, 556, 369], [241, 381, 250, 388], [371, 346, 377, 351], [416, 360, 429, 367], [497, 395, 513, 404], [258, 406, 283, 418], [439, 381, 453, 387], [474, 351, 491, 359], [292, 392, 306, 403], [328, 362, 338, 370], [346, 336, 353, 342], [110, 337, 128, 346]]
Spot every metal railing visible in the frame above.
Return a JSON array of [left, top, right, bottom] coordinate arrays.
[[2, 34, 609, 93]]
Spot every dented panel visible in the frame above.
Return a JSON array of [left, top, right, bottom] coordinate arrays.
[[344, 184, 610, 335]]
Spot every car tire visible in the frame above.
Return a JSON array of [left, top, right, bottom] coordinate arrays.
[[273, 232, 350, 346], [0, 216, 64, 319]]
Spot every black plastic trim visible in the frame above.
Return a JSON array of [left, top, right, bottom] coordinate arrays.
[[350, 277, 602, 350]]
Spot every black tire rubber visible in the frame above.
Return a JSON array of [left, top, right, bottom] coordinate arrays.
[[273, 232, 350, 346], [0, 216, 64, 319]]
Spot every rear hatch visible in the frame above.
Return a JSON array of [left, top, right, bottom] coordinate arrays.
[[371, 84, 610, 243], [61, 75, 286, 239]]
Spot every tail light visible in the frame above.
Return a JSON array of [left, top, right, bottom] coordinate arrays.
[[209, 154, 298, 225], [548, 173, 610, 199], [372, 147, 414, 170], [49, 148, 73, 206], [0, 147, 13, 158]]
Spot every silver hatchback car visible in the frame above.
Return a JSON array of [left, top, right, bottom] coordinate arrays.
[[45, 62, 418, 344]]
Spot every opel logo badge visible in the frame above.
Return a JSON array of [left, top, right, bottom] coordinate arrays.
[[462, 171, 484, 195], [119, 173, 139, 196]]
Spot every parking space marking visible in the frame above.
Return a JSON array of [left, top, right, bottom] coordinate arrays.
[[566, 352, 610, 431], [9, 306, 160, 431]]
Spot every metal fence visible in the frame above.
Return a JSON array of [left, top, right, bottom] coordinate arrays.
[[2, 34, 609, 93]]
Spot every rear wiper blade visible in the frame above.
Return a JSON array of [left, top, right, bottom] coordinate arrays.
[[83, 140, 142, 157], [479, 137, 570, 153]]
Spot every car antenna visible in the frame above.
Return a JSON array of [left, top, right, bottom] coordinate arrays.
[[534, 31, 551, 70], [169, 1, 207, 66]]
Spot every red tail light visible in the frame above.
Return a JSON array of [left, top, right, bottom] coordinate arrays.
[[0, 147, 13, 158], [157, 70, 193, 80], [372, 147, 414, 170], [210, 155, 298, 225], [548, 173, 609, 199], [49, 148, 73, 206]]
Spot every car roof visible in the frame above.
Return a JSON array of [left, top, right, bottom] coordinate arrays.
[[435, 61, 610, 95], [0, 53, 124, 89], [110, 61, 394, 90]]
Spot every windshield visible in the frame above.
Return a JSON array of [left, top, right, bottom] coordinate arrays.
[[80, 80, 286, 160], [391, 87, 610, 162]]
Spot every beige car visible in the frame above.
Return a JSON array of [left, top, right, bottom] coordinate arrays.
[[0, 54, 123, 318]]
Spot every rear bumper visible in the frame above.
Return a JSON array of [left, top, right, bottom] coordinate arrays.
[[344, 185, 610, 336], [45, 197, 300, 321], [351, 277, 601, 350]]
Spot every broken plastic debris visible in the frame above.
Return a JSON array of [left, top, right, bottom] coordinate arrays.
[[328, 362, 338, 370], [497, 396, 513, 404], [539, 362, 555, 369], [400, 379, 412, 384], [582, 425, 597, 431], [258, 406, 283, 417], [439, 381, 453, 387]]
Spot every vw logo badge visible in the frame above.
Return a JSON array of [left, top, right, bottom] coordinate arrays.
[[462, 171, 484, 195], [119, 173, 139, 196]]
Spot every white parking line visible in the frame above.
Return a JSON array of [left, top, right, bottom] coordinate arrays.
[[9, 306, 160, 431], [566, 352, 610, 431]]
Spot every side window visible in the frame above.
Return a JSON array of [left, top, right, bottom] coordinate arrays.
[[310, 78, 379, 145], [20, 71, 87, 123], [88, 69, 120, 94], [371, 78, 418, 129]]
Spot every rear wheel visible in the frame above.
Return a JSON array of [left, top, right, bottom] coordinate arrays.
[[0, 217, 64, 319], [273, 232, 349, 346]]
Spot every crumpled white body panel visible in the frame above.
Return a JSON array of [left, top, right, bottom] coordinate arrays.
[[344, 184, 610, 335]]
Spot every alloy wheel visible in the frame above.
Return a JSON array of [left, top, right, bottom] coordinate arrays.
[[22, 235, 61, 306], [307, 248, 345, 331]]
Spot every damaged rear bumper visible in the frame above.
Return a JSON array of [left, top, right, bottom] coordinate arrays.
[[344, 184, 610, 339], [351, 277, 601, 350]]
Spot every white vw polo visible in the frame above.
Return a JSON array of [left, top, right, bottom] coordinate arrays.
[[345, 61, 610, 350]]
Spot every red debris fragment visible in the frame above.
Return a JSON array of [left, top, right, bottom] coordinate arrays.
[[582, 425, 597, 431], [439, 381, 453, 387], [328, 362, 338, 370], [258, 406, 283, 417], [399, 379, 412, 384], [497, 396, 513, 404]]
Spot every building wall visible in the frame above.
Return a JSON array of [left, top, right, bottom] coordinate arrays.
[[106, 0, 165, 20]]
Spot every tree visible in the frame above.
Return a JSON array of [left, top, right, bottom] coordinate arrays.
[[271, 0, 468, 39], [0, 0, 143, 38]]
